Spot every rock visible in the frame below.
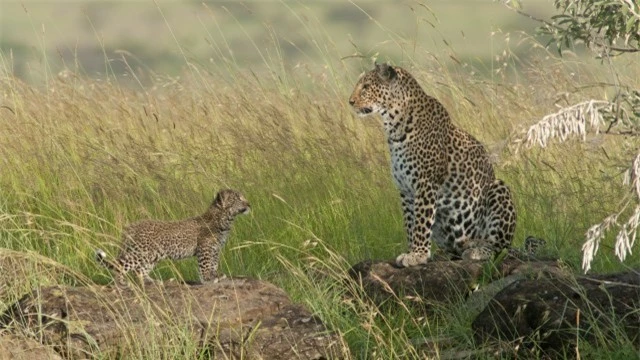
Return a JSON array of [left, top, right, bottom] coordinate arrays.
[[0, 333, 63, 360], [348, 256, 563, 311], [472, 269, 640, 357], [0, 278, 347, 359]]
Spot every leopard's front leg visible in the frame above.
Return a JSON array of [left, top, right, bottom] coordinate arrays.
[[196, 242, 220, 283], [399, 192, 415, 248], [395, 182, 438, 267]]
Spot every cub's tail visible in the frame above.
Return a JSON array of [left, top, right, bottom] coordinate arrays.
[[95, 248, 117, 271], [95, 249, 128, 285]]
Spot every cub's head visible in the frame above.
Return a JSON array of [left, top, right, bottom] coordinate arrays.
[[214, 189, 251, 216], [349, 63, 403, 117]]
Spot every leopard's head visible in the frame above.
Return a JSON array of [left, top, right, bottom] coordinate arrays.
[[349, 63, 402, 117], [214, 189, 251, 216]]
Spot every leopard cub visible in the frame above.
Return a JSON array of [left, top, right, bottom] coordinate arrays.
[[96, 189, 250, 285]]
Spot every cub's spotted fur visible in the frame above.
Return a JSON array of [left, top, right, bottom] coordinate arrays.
[[349, 63, 517, 266], [96, 189, 250, 284]]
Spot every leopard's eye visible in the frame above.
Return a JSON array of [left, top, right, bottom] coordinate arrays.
[[362, 83, 370, 90]]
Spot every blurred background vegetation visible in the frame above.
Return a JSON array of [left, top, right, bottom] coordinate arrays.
[[1, 0, 556, 83]]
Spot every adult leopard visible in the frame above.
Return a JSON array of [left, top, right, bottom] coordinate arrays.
[[349, 63, 516, 267]]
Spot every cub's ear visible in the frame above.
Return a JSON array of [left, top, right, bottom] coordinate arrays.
[[375, 63, 397, 82], [214, 190, 231, 208]]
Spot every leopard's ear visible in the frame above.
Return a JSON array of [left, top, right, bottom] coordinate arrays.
[[375, 63, 397, 82], [214, 190, 231, 208]]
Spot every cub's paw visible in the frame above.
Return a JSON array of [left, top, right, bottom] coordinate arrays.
[[198, 274, 227, 284], [461, 247, 493, 261], [213, 274, 228, 283], [141, 276, 157, 286], [523, 236, 547, 255], [395, 252, 430, 267]]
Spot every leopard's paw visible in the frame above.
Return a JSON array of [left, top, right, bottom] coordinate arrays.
[[461, 247, 493, 261], [395, 251, 430, 267]]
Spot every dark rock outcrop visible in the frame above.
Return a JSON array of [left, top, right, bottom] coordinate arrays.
[[348, 256, 563, 311], [1, 278, 346, 359], [349, 257, 639, 356], [472, 270, 640, 356]]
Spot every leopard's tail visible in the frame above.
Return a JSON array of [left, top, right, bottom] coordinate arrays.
[[95, 248, 118, 271], [95, 249, 128, 285]]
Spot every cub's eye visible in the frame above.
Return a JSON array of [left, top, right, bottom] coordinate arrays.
[[362, 83, 370, 90]]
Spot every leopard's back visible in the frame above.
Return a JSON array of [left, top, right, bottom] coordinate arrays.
[[120, 218, 201, 262]]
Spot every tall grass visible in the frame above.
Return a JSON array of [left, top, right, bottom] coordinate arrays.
[[1, 2, 639, 358]]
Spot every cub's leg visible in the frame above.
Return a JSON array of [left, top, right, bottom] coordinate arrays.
[[113, 264, 128, 286], [196, 244, 220, 283], [133, 261, 156, 285], [461, 180, 516, 260]]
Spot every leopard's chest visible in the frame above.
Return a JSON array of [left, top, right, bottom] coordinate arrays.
[[218, 230, 230, 247], [389, 141, 416, 195]]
